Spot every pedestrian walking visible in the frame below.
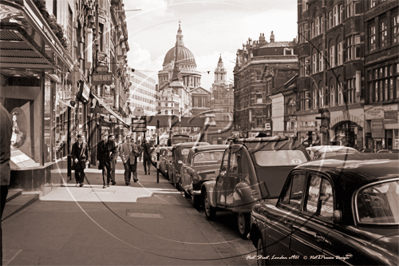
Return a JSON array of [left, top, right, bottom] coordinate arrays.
[[142, 139, 154, 175], [104, 134, 117, 186], [0, 102, 12, 263], [71, 134, 89, 187], [130, 137, 141, 182], [120, 135, 132, 185], [97, 132, 108, 188]]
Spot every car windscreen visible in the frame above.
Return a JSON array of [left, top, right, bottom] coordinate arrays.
[[254, 150, 307, 166], [193, 150, 224, 166], [356, 179, 399, 225]]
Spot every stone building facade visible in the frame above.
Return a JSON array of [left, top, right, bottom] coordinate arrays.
[[233, 32, 298, 137], [296, 0, 398, 150]]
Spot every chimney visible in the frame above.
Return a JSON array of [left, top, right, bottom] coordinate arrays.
[[270, 31, 275, 42], [259, 33, 266, 45]]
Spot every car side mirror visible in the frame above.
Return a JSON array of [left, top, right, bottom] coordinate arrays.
[[178, 160, 183, 164], [258, 181, 269, 198], [333, 210, 342, 223]]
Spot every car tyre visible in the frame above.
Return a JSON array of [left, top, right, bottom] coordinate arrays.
[[204, 191, 216, 220], [257, 237, 267, 266], [237, 213, 250, 239]]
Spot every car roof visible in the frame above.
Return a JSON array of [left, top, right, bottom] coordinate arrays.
[[191, 144, 228, 152], [296, 154, 399, 183], [306, 145, 358, 152], [174, 142, 210, 148]]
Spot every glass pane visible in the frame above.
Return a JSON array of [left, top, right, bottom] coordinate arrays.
[[320, 179, 334, 218], [306, 175, 321, 213], [357, 180, 399, 224], [254, 150, 307, 166], [289, 174, 306, 209]]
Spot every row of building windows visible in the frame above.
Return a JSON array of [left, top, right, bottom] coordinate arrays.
[[158, 102, 175, 107], [131, 78, 156, 90], [299, 79, 360, 111], [130, 87, 156, 98], [130, 102, 156, 112], [300, 35, 361, 77], [369, 13, 399, 52], [368, 63, 399, 103], [130, 95, 155, 105]]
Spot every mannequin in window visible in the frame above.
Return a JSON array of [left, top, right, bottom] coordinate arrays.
[[10, 111, 25, 148]]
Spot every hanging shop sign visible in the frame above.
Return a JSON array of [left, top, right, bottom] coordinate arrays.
[[92, 74, 113, 85], [371, 119, 384, 138], [365, 107, 384, 120]]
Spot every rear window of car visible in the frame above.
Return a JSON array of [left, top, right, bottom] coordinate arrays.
[[193, 150, 224, 165], [254, 150, 307, 166], [356, 180, 399, 224]]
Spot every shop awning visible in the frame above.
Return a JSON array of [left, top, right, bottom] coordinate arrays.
[[91, 93, 130, 128], [0, 0, 73, 77]]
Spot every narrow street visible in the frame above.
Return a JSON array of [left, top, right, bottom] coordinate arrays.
[[2, 160, 255, 266]]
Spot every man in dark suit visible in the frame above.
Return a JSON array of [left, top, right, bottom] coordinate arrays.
[[142, 139, 154, 175], [97, 132, 108, 188], [72, 134, 90, 187], [104, 134, 117, 186]]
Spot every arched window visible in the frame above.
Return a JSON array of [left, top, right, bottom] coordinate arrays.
[[325, 86, 330, 106], [329, 39, 336, 68], [313, 84, 318, 109], [330, 81, 335, 107], [318, 81, 324, 107], [338, 82, 344, 105], [312, 49, 317, 74], [318, 44, 324, 71]]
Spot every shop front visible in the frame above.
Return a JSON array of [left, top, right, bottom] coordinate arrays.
[[0, 0, 74, 194], [365, 105, 398, 151], [330, 108, 364, 149], [297, 114, 318, 146]]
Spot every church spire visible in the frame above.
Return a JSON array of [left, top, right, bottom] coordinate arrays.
[[214, 54, 227, 85], [171, 40, 180, 81], [176, 21, 184, 46]]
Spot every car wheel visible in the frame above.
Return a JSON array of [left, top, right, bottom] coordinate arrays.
[[237, 213, 250, 239], [257, 237, 267, 266], [192, 195, 201, 209], [204, 192, 216, 220]]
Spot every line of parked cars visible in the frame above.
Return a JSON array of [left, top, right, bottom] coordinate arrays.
[[157, 137, 399, 265]]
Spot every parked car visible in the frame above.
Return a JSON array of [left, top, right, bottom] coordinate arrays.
[[202, 135, 310, 238], [250, 153, 399, 266], [180, 145, 228, 208], [306, 145, 360, 160], [169, 142, 210, 187], [377, 149, 399, 154], [159, 147, 173, 179]]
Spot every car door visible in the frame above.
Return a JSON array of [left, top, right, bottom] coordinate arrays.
[[181, 151, 193, 192], [264, 171, 306, 265], [225, 151, 239, 206], [291, 172, 334, 265], [216, 148, 230, 206]]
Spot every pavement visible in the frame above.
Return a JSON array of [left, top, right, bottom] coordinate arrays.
[[2, 159, 251, 265]]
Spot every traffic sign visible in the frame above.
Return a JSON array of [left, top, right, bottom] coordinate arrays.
[[92, 74, 113, 85], [131, 116, 147, 132], [131, 124, 147, 132], [90, 107, 109, 114], [96, 66, 108, 73], [134, 107, 144, 117]]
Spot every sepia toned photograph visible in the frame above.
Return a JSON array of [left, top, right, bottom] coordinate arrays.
[[0, 0, 398, 265]]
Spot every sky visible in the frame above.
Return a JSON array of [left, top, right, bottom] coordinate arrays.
[[123, 0, 298, 90]]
